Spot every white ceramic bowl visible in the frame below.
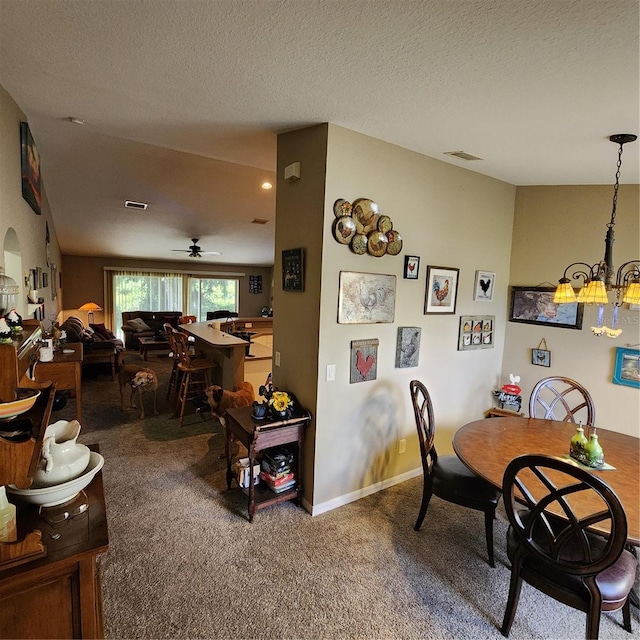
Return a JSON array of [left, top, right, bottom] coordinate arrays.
[[0, 388, 40, 420], [8, 452, 104, 507]]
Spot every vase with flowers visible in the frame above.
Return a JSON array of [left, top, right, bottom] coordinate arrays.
[[268, 391, 293, 419]]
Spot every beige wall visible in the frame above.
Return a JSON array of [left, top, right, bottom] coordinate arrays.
[[276, 124, 516, 512], [273, 124, 328, 504], [504, 185, 640, 437], [61, 255, 273, 329], [0, 85, 63, 321]]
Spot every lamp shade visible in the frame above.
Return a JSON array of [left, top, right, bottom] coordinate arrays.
[[553, 281, 577, 304], [622, 281, 640, 305], [576, 280, 609, 304], [78, 302, 103, 312]]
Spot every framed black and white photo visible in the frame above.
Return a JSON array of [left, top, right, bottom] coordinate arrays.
[[282, 248, 304, 292], [474, 270, 495, 301]]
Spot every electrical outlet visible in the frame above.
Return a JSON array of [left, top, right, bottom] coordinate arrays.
[[326, 364, 336, 381], [275, 351, 281, 367], [398, 439, 406, 454]]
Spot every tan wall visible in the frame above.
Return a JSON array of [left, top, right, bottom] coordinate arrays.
[[504, 185, 640, 437], [0, 85, 63, 321], [276, 124, 516, 511], [273, 124, 328, 505], [60, 255, 273, 328]]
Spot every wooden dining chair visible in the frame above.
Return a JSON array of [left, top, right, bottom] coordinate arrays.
[[529, 376, 595, 425], [163, 323, 181, 402], [500, 453, 635, 640], [409, 379, 501, 567]]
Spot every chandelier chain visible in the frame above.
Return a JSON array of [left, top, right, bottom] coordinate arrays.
[[608, 142, 624, 229]]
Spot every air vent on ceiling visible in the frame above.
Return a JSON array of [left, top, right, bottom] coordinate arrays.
[[444, 151, 484, 161], [124, 200, 148, 210], [251, 218, 269, 224]]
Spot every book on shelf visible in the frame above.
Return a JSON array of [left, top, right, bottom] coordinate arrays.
[[260, 460, 291, 478], [259, 470, 294, 488], [270, 479, 296, 494]]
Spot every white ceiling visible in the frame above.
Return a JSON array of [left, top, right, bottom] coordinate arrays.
[[0, 0, 638, 266]]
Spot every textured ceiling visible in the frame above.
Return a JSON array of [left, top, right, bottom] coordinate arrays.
[[0, 0, 638, 266]]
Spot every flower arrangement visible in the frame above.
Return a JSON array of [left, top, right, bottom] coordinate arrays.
[[269, 391, 293, 414]]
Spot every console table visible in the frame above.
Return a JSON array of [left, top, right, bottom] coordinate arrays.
[[225, 405, 311, 522], [33, 342, 83, 423]]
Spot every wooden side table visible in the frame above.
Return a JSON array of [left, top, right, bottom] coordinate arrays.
[[225, 405, 311, 522], [34, 343, 83, 423], [0, 445, 109, 639], [83, 345, 117, 380]]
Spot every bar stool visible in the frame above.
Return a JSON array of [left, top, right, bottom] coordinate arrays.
[[173, 330, 216, 427], [163, 323, 181, 402]]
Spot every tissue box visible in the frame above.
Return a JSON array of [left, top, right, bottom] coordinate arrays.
[[232, 457, 260, 488]]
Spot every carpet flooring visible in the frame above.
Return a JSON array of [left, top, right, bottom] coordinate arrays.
[[53, 353, 639, 639]]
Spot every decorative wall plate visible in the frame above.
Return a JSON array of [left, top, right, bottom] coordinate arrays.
[[350, 234, 368, 255], [377, 215, 392, 234], [367, 231, 388, 257], [386, 230, 403, 255], [352, 198, 379, 234], [334, 216, 357, 244], [333, 198, 352, 218]]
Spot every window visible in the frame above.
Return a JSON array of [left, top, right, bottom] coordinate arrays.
[[189, 277, 238, 321], [110, 271, 182, 338]]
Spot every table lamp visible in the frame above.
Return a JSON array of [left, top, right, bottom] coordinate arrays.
[[78, 301, 102, 325]]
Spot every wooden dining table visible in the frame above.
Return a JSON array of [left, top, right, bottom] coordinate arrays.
[[453, 417, 640, 546]]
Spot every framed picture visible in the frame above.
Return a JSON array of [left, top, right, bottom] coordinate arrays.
[[404, 256, 420, 280], [41, 272, 48, 288], [532, 348, 551, 367], [20, 122, 41, 215], [350, 339, 379, 383], [474, 270, 495, 301], [51, 264, 58, 300], [458, 315, 494, 351], [338, 271, 396, 324], [612, 347, 640, 388], [509, 286, 584, 330], [424, 266, 459, 314], [282, 248, 304, 292], [395, 327, 421, 368], [36, 266, 43, 290]]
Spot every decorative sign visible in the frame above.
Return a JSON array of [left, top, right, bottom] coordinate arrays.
[[395, 327, 421, 368], [282, 248, 304, 292], [249, 275, 262, 294], [350, 339, 379, 383]]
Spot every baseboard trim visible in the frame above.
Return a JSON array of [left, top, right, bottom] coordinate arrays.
[[303, 467, 422, 517]]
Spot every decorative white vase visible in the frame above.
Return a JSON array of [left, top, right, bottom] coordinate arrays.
[[32, 420, 91, 487]]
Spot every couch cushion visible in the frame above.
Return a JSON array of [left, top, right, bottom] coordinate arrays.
[[90, 323, 116, 340], [126, 318, 152, 332]]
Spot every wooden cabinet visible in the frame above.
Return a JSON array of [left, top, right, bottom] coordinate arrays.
[[1, 332, 109, 638], [34, 343, 83, 423], [0, 456, 108, 639]]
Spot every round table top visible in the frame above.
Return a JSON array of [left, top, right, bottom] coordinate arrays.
[[453, 417, 640, 545]]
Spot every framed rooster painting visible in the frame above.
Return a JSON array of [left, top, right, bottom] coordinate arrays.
[[424, 266, 459, 314]]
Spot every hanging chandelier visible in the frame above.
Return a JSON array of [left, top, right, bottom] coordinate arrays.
[[553, 134, 639, 337]]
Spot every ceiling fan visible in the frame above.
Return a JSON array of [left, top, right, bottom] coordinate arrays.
[[172, 238, 221, 258]]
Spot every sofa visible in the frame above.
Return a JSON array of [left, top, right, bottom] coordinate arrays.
[[59, 315, 124, 353], [121, 311, 182, 350]]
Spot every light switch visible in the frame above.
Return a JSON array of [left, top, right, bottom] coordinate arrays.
[[326, 364, 336, 381], [275, 351, 281, 367]]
